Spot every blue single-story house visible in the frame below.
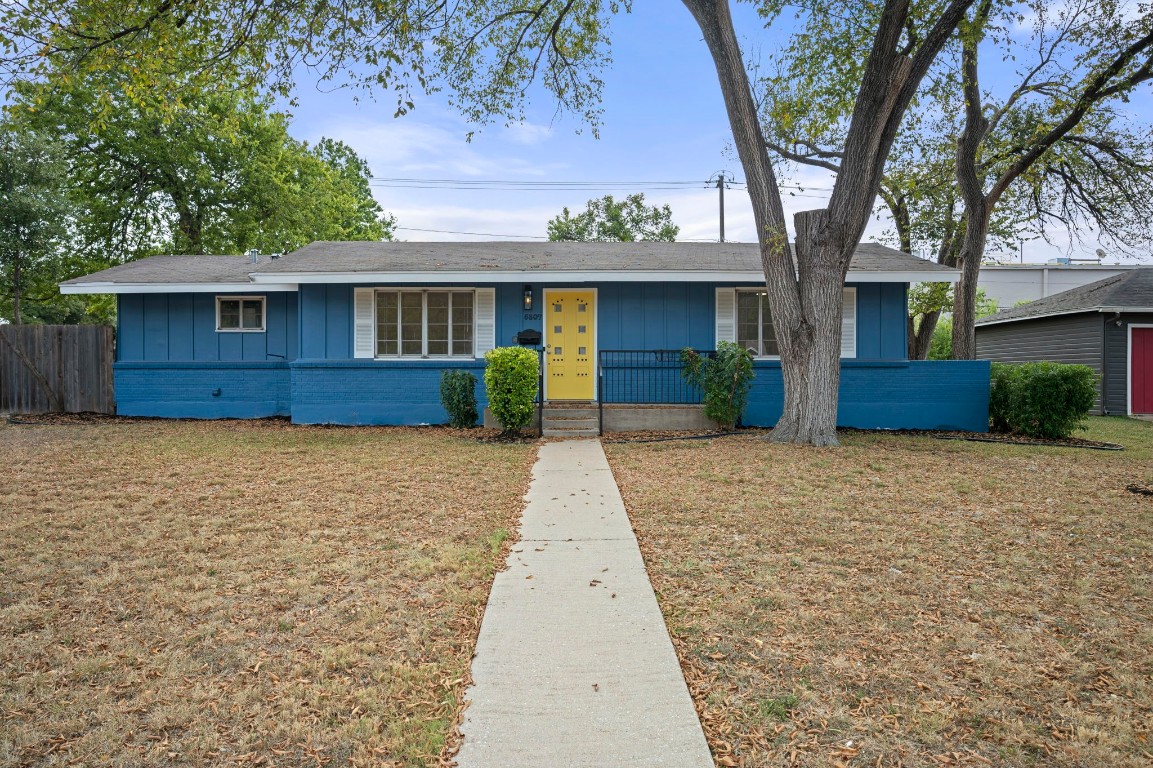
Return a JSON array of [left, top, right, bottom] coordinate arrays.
[[59, 241, 990, 432]]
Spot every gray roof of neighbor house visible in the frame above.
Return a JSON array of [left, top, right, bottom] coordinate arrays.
[[60, 241, 960, 293], [976, 267, 1153, 327]]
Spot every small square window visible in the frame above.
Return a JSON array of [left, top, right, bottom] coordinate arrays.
[[217, 297, 265, 332]]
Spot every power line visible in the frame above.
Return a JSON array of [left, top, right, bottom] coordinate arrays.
[[368, 176, 834, 193]]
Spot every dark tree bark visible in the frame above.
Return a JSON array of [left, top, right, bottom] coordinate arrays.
[[682, 0, 974, 443]]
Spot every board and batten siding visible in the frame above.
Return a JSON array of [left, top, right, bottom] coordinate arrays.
[[975, 312, 1105, 413], [297, 281, 907, 361], [117, 292, 299, 362], [1104, 312, 1153, 415]]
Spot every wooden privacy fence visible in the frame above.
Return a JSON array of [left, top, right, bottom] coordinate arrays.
[[0, 325, 115, 414]]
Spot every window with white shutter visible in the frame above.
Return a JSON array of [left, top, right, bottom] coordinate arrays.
[[841, 287, 857, 358], [723, 286, 858, 358], [715, 287, 736, 345]]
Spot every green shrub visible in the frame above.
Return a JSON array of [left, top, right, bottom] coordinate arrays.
[[440, 370, 478, 428], [680, 341, 755, 431], [989, 362, 1098, 439], [483, 347, 539, 434]]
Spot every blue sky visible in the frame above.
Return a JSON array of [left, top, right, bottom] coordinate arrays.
[[282, 2, 1151, 264]]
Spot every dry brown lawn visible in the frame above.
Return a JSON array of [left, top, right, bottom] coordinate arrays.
[[605, 417, 1153, 767], [0, 419, 536, 767]]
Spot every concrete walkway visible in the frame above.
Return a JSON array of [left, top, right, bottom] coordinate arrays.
[[456, 440, 713, 767]]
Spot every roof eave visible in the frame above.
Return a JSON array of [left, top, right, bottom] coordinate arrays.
[[248, 268, 959, 284], [59, 281, 299, 295], [977, 305, 1153, 327]]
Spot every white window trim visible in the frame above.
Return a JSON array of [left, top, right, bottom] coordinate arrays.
[[373, 288, 479, 360], [216, 295, 266, 333], [724, 287, 857, 359], [734, 288, 780, 359]]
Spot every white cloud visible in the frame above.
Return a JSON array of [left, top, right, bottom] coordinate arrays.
[[304, 115, 566, 179]]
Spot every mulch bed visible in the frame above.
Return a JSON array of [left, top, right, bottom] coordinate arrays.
[[843, 427, 1125, 451]]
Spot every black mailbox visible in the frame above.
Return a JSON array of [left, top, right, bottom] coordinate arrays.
[[515, 329, 542, 346]]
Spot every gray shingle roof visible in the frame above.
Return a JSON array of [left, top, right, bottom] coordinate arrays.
[[61, 241, 957, 287], [253, 240, 954, 275], [59, 254, 278, 286], [976, 267, 1153, 326]]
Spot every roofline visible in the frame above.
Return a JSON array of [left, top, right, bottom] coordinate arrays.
[[247, 269, 960, 285], [976, 305, 1153, 327], [59, 282, 300, 295]]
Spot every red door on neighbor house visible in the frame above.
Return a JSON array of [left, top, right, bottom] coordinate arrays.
[[1133, 327, 1153, 414]]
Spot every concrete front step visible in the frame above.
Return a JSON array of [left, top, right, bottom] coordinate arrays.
[[542, 407, 598, 419], [542, 427, 600, 437]]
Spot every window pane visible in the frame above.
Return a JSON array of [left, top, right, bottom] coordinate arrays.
[[427, 292, 448, 355], [760, 294, 779, 356], [219, 300, 240, 329], [241, 300, 263, 329], [401, 292, 423, 355], [376, 292, 398, 356], [452, 292, 474, 356], [736, 292, 761, 355]]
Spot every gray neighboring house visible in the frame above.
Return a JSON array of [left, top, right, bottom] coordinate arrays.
[[975, 268, 1153, 416]]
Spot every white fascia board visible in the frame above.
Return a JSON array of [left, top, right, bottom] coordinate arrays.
[[248, 269, 959, 284], [58, 282, 299, 294]]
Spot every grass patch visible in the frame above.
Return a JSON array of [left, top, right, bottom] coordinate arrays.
[[0, 420, 536, 767], [604, 416, 1153, 767]]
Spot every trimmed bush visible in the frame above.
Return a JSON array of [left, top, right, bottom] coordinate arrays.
[[989, 362, 1098, 439], [483, 347, 539, 434], [440, 370, 478, 428], [680, 341, 755, 431]]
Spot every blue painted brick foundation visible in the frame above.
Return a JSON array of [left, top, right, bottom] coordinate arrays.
[[290, 360, 488, 425], [743, 360, 991, 431], [115, 362, 291, 418]]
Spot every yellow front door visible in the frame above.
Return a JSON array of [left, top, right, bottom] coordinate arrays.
[[545, 290, 596, 400]]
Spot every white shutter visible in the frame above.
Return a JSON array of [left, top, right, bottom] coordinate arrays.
[[840, 287, 857, 358], [715, 288, 736, 345], [474, 288, 496, 358], [354, 287, 375, 359]]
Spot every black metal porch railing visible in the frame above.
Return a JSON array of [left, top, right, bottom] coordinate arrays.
[[597, 349, 713, 433]]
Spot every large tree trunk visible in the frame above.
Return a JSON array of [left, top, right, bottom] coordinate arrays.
[[683, 0, 974, 443], [909, 309, 941, 359], [682, 0, 845, 444], [771, 209, 848, 445], [951, 224, 986, 359], [951, 16, 990, 361]]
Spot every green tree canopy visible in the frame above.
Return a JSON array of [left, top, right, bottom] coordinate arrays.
[[11, 77, 395, 263], [0, 124, 75, 324], [547, 193, 678, 242]]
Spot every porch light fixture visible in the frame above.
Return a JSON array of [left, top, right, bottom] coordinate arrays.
[[523, 284, 534, 310]]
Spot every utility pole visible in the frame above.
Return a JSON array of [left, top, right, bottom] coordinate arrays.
[[716, 172, 725, 243]]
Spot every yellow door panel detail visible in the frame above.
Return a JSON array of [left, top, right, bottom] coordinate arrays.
[[546, 290, 596, 400]]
